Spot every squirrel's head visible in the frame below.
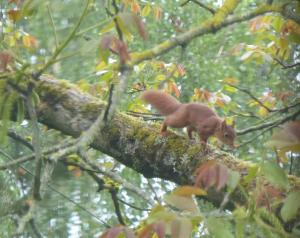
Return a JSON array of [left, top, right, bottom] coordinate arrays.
[[216, 120, 236, 148]]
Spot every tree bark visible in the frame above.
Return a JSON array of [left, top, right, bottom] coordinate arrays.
[[35, 75, 300, 210]]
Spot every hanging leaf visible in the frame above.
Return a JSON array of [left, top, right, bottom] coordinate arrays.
[[226, 170, 240, 192], [116, 15, 133, 41], [164, 194, 199, 214], [16, 98, 25, 123], [141, 4, 151, 17], [137, 222, 165, 238], [260, 161, 289, 190], [194, 160, 229, 191], [281, 191, 300, 222], [171, 218, 193, 238], [265, 121, 300, 161], [153, 6, 162, 21], [99, 21, 115, 34]]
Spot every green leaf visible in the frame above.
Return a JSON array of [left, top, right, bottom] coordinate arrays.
[[223, 84, 237, 93], [206, 217, 234, 238], [227, 170, 240, 192], [31, 89, 40, 106], [164, 194, 199, 214], [280, 191, 300, 222], [16, 98, 25, 123], [171, 218, 192, 238], [260, 162, 289, 190], [243, 165, 259, 184]]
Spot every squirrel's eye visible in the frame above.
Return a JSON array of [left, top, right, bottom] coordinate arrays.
[[224, 133, 228, 137]]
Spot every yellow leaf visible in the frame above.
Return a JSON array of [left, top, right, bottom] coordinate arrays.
[[96, 61, 107, 71], [77, 80, 90, 92], [215, 98, 225, 108], [67, 165, 76, 171], [99, 21, 115, 34], [223, 77, 239, 85], [141, 4, 151, 17], [173, 186, 207, 197], [155, 74, 166, 81], [258, 106, 269, 117]]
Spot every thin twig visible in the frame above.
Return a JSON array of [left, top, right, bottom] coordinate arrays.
[[7, 130, 34, 151], [0, 139, 75, 170], [117, 197, 151, 211], [78, 151, 155, 205], [227, 83, 273, 113], [109, 188, 126, 225], [181, 0, 215, 14], [46, 3, 58, 49], [274, 58, 300, 69], [237, 108, 300, 135], [37, 0, 91, 76], [0, 150, 110, 227]]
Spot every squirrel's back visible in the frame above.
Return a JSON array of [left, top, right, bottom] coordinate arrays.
[[141, 90, 181, 115]]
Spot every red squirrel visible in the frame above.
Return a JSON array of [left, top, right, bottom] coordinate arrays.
[[141, 90, 236, 148]]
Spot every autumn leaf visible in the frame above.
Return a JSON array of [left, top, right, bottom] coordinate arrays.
[[118, 13, 147, 40], [22, 35, 39, 48], [0, 51, 13, 72], [100, 225, 135, 238], [153, 6, 162, 21], [176, 64, 186, 76], [193, 88, 211, 102], [169, 82, 180, 98], [131, 1, 140, 14], [8, 9, 22, 22], [194, 160, 229, 191], [256, 185, 284, 210], [137, 222, 165, 238]]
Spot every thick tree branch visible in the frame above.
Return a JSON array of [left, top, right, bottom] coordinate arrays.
[[32, 75, 300, 212], [109, 4, 282, 70]]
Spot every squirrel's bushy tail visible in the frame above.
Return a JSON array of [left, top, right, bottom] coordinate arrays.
[[141, 90, 181, 115]]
